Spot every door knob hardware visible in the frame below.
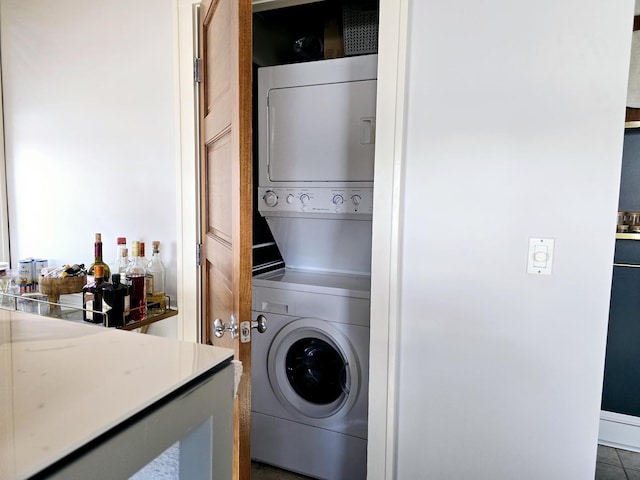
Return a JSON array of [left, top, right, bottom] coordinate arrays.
[[239, 315, 268, 343], [213, 315, 238, 339], [252, 314, 268, 334]]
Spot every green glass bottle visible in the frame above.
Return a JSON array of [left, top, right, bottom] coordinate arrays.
[[88, 233, 111, 281]]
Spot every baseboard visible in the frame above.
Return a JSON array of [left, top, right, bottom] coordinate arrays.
[[599, 410, 640, 453]]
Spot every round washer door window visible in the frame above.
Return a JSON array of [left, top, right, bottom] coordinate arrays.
[[268, 318, 360, 420], [286, 337, 346, 404]]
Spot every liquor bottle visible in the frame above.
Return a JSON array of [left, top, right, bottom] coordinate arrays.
[[61, 263, 85, 278], [102, 273, 130, 328], [140, 241, 152, 298], [109, 237, 127, 279], [113, 247, 129, 278], [126, 241, 146, 322], [88, 233, 111, 281], [83, 264, 106, 324], [146, 240, 166, 314]]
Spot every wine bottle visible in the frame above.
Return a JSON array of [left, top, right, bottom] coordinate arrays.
[[88, 233, 111, 281], [83, 264, 106, 324], [126, 241, 146, 322], [146, 240, 166, 314], [103, 273, 129, 328]]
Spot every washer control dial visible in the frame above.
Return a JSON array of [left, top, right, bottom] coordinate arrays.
[[351, 194, 362, 206], [299, 194, 310, 205], [263, 190, 278, 207], [286, 194, 295, 204], [332, 194, 344, 205]]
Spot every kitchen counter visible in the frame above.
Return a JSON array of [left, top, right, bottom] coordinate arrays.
[[0, 310, 235, 479]]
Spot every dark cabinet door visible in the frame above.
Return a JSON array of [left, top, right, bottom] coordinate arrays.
[[602, 264, 640, 416]]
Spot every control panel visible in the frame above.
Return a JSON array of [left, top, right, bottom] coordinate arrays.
[[258, 187, 373, 217]]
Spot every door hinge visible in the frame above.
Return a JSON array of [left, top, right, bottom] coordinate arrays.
[[196, 243, 203, 266], [193, 57, 202, 83]]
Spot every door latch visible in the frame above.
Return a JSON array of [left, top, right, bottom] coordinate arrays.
[[240, 314, 268, 343]]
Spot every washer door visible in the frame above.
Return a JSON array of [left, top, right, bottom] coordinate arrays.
[[267, 318, 360, 420]]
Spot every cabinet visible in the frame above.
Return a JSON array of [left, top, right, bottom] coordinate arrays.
[[602, 129, 640, 417], [1, 312, 234, 479], [603, 237, 640, 417]]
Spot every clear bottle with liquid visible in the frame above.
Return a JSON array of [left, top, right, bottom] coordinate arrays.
[[140, 241, 152, 298], [114, 247, 129, 278], [125, 241, 146, 322], [109, 237, 127, 279], [146, 240, 166, 314]]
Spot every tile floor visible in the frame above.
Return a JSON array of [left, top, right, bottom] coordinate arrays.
[[255, 447, 640, 480], [596, 445, 640, 479], [130, 443, 312, 480], [133, 442, 638, 479]]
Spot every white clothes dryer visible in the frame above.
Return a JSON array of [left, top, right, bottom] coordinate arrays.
[[251, 268, 370, 480]]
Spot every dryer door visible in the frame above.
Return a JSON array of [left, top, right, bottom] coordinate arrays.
[[266, 80, 377, 183], [268, 318, 360, 420]]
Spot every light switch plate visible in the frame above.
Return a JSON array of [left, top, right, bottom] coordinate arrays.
[[527, 237, 554, 275]]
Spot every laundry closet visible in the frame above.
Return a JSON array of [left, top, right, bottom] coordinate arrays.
[[249, 2, 379, 479]]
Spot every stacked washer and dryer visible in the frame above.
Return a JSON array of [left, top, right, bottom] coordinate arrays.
[[251, 54, 377, 480]]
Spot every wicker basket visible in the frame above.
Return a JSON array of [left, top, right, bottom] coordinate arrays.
[[39, 274, 86, 303]]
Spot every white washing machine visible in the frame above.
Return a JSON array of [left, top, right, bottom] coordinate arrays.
[[251, 268, 370, 480]]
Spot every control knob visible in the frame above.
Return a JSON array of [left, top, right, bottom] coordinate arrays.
[[263, 190, 278, 207], [299, 194, 310, 205], [332, 194, 344, 205], [286, 194, 295, 204], [351, 194, 362, 206]]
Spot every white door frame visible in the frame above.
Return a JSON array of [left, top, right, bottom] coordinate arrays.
[[367, 1, 408, 478], [0, 57, 14, 264], [173, 1, 409, 478], [175, 0, 202, 344]]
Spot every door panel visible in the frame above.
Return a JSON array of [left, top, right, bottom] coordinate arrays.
[[207, 131, 233, 244], [206, 0, 231, 112], [199, 0, 253, 478]]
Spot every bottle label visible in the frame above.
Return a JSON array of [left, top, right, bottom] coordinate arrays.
[[124, 295, 130, 315], [103, 298, 113, 313], [85, 295, 94, 321], [145, 274, 153, 296], [147, 292, 167, 313]]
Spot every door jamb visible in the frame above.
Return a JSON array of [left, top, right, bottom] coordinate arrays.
[[0, 51, 13, 263], [367, 0, 408, 478], [175, 0, 203, 343]]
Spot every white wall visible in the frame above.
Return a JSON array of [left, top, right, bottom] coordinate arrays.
[[1, 0, 180, 336], [393, 0, 633, 478]]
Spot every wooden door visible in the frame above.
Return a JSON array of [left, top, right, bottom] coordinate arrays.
[[199, 0, 253, 479]]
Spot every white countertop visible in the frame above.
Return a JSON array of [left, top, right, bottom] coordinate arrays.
[[0, 310, 234, 480]]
